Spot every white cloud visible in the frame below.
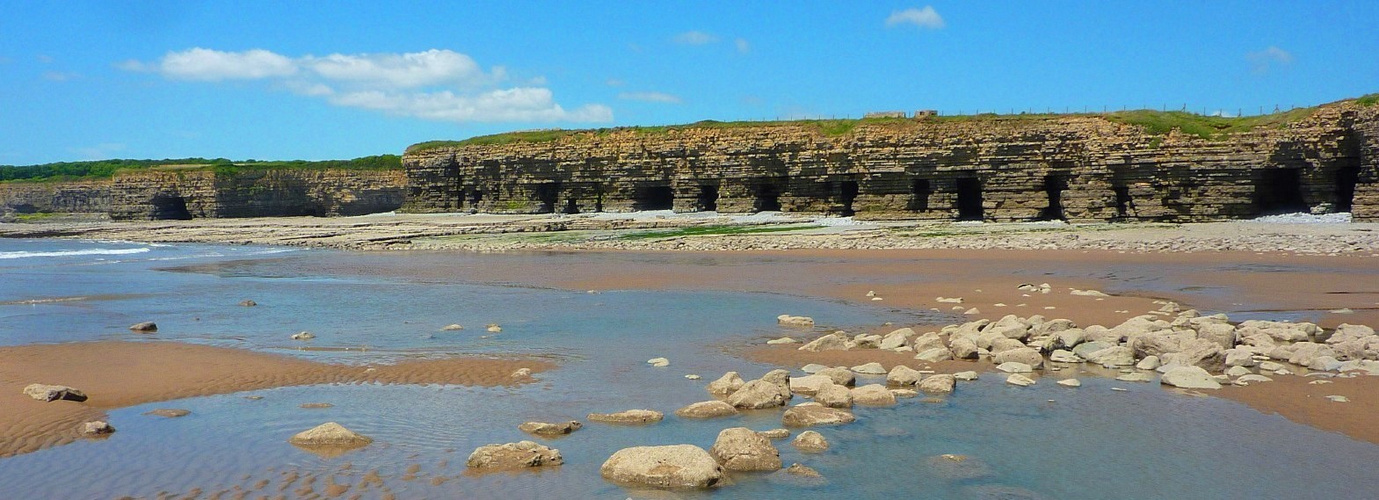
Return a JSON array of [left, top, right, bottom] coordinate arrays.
[[36, 54, 53, 64], [1247, 46, 1293, 74], [606, 78, 625, 87], [735, 38, 751, 54], [674, 31, 719, 45], [331, 88, 613, 123], [303, 49, 489, 88], [618, 91, 682, 104], [158, 48, 298, 81], [70, 143, 126, 160], [886, 6, 945, 29], [119, 48, 611, 124], [42, 71, 80, 82]]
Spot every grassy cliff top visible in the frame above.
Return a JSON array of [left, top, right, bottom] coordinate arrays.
[[407, 94, 1379, 154], [0, 155, 401, 184]]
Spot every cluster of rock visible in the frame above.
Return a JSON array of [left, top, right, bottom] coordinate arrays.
[[787, 302, 1379, 390], [20, 383, 115, 438], [457, 358, 959, 491]]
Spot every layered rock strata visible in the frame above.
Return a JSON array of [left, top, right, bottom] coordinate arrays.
[[403, 101, 1379, 222]]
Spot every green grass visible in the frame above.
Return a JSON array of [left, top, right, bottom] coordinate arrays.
[[1102, 107, 1317, 140], [408, 94, 1379, 152], [12, 212, 64, 222], [1, 155, 402, 184], [406, 117, 922, 153], [617, 224, 822, 240]]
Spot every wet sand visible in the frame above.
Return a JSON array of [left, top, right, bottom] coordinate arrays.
[[425, 247, 1379, 445], [6, 223, 1379, 458], [0, 341, 551, 458], [431, 248, 1379, 329], [1216, 375, 1379, 445]]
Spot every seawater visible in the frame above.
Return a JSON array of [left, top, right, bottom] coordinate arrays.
[[2, 238, 1378, 499]]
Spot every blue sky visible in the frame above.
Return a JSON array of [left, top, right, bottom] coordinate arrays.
[[2, 1, 1376, 165]]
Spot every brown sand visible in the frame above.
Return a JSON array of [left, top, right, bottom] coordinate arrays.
[[0, 341, 551, 458], [439, 248, 1379, 329], [1216, 375, 1379, 445], [473, 248, 1377, 445]]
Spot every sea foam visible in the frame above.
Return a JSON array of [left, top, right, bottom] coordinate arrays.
[[0, 247, 151, 260]]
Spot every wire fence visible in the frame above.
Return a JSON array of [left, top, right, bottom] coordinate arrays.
[[754, 103, 1312, 122]]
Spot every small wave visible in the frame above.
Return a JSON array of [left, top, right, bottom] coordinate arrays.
[[0, 248, 151, 260]]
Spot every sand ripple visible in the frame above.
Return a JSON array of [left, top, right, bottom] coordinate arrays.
[[0, 341, 552, 458]]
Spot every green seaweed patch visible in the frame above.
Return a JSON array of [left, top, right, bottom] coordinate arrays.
[[618, 224, 822, 240], [1357, 93, 1379, 107]]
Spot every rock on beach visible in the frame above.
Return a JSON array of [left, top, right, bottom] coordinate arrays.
[[466, 441, 563, 469], [792, 430, 829, 452], [518, 420, 583, 436], [588, 409, 664, 424], [675, 401, 739, 419], [288, 422, 372, 448], [128, 321, 157, 332], [23, 383, 88, 402], [782, 405, 856, 427], [81, 421, 115, 436], [709, 427, 782, 471], [600, 445, 724, 489]]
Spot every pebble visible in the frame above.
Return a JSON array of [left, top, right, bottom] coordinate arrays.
[[1326, 395, 1351, 403]]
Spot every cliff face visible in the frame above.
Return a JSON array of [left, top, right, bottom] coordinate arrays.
[[0, 181, 111, 215], [403, 101, 1379, 222], [1, 169, 406, 220]]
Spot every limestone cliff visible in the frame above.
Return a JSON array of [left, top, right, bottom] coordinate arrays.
[[1, 169, 406, 220], [402, 100, 1379, 222]]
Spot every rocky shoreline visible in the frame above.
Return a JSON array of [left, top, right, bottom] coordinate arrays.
[[435, 303, 1379, 492], [3, 212, 1379, 255]]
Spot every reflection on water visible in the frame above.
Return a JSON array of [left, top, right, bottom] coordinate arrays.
[[2, 239, 1379, 498]]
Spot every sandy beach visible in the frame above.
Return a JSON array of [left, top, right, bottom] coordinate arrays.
[[0, 341, 550, 458], [4, 214, 1379, 497]]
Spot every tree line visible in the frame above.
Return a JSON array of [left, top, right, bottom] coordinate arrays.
[[0, 155, 402, 182]]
